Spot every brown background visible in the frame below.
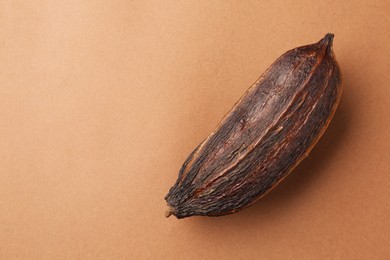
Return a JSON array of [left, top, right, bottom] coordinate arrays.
[[1, 1, 389, 259]]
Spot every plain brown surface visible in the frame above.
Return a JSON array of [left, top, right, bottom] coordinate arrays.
[[1, 1, 389, 259]]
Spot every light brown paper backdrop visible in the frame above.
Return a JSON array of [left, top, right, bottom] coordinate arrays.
[[1, 1, 389, 259]]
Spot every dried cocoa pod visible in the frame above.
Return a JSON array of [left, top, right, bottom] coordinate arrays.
[[165, 33, 342, 219]]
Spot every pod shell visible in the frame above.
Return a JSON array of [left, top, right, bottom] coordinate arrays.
[[165, 34, 342, 219]]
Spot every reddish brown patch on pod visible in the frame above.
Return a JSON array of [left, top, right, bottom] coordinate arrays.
[[165, 34, 342, 219]]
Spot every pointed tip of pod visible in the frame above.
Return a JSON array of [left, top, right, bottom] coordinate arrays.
[[165, 206, 174, 218], [319, 33, 335, 52]]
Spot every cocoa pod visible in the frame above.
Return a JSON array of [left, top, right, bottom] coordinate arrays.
[[165, 33, 342, 219]]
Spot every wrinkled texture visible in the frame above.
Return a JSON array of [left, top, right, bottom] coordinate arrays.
[[165, 34, 342, 219]]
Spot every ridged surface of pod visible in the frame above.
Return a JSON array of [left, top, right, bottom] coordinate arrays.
[[165, 34, 342, 219]]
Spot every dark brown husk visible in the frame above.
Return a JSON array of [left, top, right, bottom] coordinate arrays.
[[165, 33, 342, 219]]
